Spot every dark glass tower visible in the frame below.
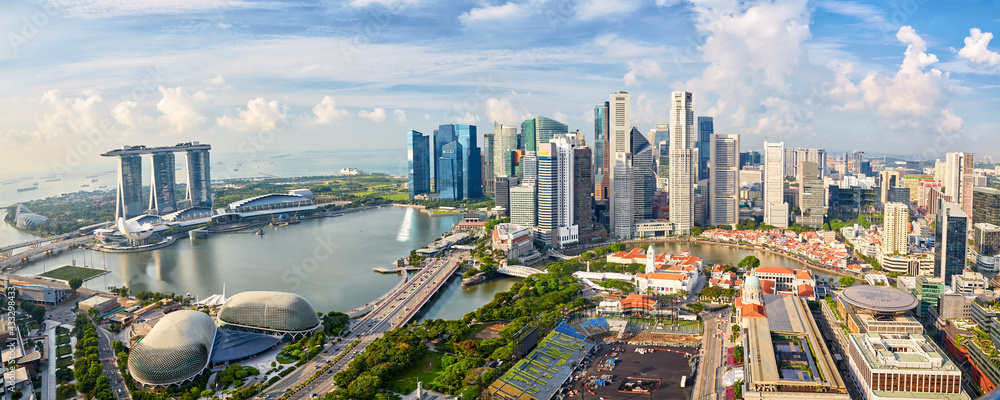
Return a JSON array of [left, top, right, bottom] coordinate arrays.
[[438, 141, 463, 200], [455, 124, 481, 199], [433, 124, 456, 193], [697, 117, 713, 181], [186, 149, 212, 207], [150, 152, 177, 214], [935, 199, 969, 283], [116, 154, 143, 219], [407, 130, 431, 199]]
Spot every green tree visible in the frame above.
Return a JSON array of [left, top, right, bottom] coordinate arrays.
[[737, 255, 760, 269], [838, 277, 856, 287], [68, 277, 83, 290]]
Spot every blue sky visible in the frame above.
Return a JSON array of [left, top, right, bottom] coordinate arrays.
[[1, 0, 998, 176]]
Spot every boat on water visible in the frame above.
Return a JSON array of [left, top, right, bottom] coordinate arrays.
[[86, 174, 100, 178], [90, 178, 98, 182], [81, 184, 89, 187], [98, 185, 107, 188], [16, 186, 37, 192], [45, 177, 61, 182]]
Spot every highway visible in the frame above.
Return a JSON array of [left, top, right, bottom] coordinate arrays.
[[0, 236, 93, 269], [97, 325, 131, 400], [693, 310, 723, 400], [264, 249, 467, 399]]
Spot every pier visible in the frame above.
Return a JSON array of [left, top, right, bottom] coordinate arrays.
[[372, 266, 423, 274]]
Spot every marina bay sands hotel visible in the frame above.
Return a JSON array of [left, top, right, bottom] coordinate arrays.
[[101, 142, 212, 219]]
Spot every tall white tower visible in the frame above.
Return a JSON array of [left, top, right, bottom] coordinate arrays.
[[763, 140, 789, 228], [645, 245, 656, 274], [883, 202, 909, 255], [669, 91, 696, 234], [709, 133, 739, 227], [609, 92, 632, 238]]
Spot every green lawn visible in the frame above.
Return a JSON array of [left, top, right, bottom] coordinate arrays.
[[276, 354, 297, 364], [382, 193, 409, 201], [39, 265, 105, 281], [384, 352, 445, 395]]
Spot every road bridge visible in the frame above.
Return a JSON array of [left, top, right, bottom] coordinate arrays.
[[0, 237, 93, 270], [497, 264, 544, 278], [0, 232, 77, 257]]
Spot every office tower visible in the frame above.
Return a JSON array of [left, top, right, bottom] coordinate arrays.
[[509, 184, 536, 227], [612, 153, 633, 239], [455, 124, 482, 199], [594, 101, 610, 201], [437, 141, 463, 200], [879, 170, 900, 204], [935, 199, 969, 284], [609, 92, 631, 155], [859, 160, 872, 176], [739, 150, 761, 169], [536, 142, 558, 231], [974, 223, 1000, 255], [669, 91, 696, 234], [608, 92, 632, 236], [784, 148, 826, 178], [482, 133, 494, 195], [852, 151, 864, 175], [115, 154, 143, 219], [652, 124, 669, 153], [522, 118, 535, 153], [149, 152, 176, 214], [494, 176, 517, 216], [407, 130, 431, 199], [493, 123, 518, 180], [573, 147, 593, 228], [631, 128, 654, 222], [763, 140, 789, 228], [521, 153, 538, 186], [693, 182, 709, 227], [656, 140, 669, 178], [973, 187, 1000, 226], [529, 116, 568, 152], [887, 187, 911, 204], [943, 152, 976, 216], [883, 202, 909, 255], [697, 117, 713, 181], [433, 124, 456, 192], [797, 161, 824, 228], [709, 134, 739, 226], [185, 148, 211, 207]]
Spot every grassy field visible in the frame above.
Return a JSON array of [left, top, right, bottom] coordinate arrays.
[[39, 266, 105, 281], [382, 193, 409, 201], [385, 351, 445, 395]]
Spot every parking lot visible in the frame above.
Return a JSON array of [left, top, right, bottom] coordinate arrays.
[[567, 342, 695, 400]]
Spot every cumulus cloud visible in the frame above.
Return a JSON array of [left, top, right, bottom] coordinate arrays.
[[157, 86, 207, 133], [958, 28, 1000, 68], [452, 112, 480, 124], [310, 96, 350, 125], [576, 0, 642, 20], [831, 26, 958, 131], [624, 59, 666, 87], [217, 98, 288, 132], [753, 97, 814, 136], [34, 89, 105, 140], [358, 108, 388, 122], [111, 101, 142, 127], [459, 2, 523, 24], [394, 109, 407, 122], [656, 0, 682, 6], [485, 91, 531, 124]]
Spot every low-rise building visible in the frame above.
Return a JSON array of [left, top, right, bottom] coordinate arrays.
[[951, 269, 989, 295], [845, 332, 968, 400], [1, 276, 73, 306], [490, 223, 536, 261], [749, 266, 816, 300], [912, 276, 945, 319], [78, 295, 120, 315]]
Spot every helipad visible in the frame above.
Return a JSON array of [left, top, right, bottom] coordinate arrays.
[[839, 285, 918, 314]]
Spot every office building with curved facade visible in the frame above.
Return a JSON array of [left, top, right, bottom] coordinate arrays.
[[217, 291, 321, 338], [128, 310, 217, 388]]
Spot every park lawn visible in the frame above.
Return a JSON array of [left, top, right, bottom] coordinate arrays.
[[382, 193, 409, 202], [384, 351, 445, 395], [39, 266, 105, 281]]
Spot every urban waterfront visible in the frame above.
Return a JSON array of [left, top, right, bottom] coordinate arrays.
[[649, 241, 837, 282]]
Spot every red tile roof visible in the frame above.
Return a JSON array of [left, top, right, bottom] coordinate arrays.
[[742, 303, 766, 318], [755, 266, 796, 275]]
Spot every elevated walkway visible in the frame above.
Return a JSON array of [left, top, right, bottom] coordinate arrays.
[[497, 264, 544, 278]]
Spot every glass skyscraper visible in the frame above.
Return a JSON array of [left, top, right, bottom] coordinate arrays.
[[116, 154, 143, 219], [697, 116, 713, 181], [433, 124, 456, 193], [150, 152, 177, 214], [630, 128, 654, 222], [594, 102, 610, 201], [522, 119, 535, 153], [455, 124, 482, 199], [935, 199, 969, 283], [437, 141, 463, 200], [533, 116, 568, 151], [407, 130, 430, 199], [973, 186, 1000, 226], [186, 149, 212, 207]]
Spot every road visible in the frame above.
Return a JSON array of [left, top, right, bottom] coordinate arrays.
[[693, 310, 723, 400], [264, 250, 467, 399], [96, 325, 131, 400]]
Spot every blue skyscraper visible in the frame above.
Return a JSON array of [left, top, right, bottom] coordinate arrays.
[[407, 130, 431, 199], [697, 117, 713, 181], [437, 141, 463, 200], [433, 124, 456, 192], [455, 124, 482, 199], [594, 102, 610, 201]]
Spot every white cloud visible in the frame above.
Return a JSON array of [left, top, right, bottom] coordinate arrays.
[[655, 0, 681, 6], [828, 63, 864, 111], [218, 97, 288, 132], [394, 109, 407, 122], [552, 111, 568, 123], [624, 59, 666, 87], [753, 96, 814, 136], [205, 75, 226, 85], [452, 112, 479, 124], [358, 108, 388, 122], [575, 0, 641, 20], [31, 89, 105, 140], [350, 0, 422, 7], [111, 101, 141, 127], [56, 0, 265, 18], [157, 86, 207, 133], [459, 2, 523, 24], [593, 34, 661, 59], [486, 91, 532, 125], [310, 96, 350, 125], [815, 1, 894, 32], [958, 28, 1000, 68]]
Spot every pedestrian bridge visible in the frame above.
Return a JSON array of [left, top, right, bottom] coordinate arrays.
[[497, 264, 545, 278], [547, 249, 575, 260]]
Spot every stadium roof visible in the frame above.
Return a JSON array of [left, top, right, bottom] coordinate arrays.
[[218, 291, 321, 334], [210, 330, 282, 364], [128, 310, 216, 387], [840, 285, 918, 313]]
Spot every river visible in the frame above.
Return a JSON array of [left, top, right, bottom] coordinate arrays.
[[648, 241, 836, 281]]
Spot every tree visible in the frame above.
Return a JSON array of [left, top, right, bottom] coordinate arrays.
[[68, 277, 83, 290], [737, 255, 760, 269], [838, 277, 856, 287]]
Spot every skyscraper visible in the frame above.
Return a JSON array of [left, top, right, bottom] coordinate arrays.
[[883, 202, 909, 256], [531, 116, 568, 152], [536, 142, 558, 231], [493, 123, 518, 179], [115, 154, 143, 219], [697, 117, 713, 181], [630, 128, 654, 222], [573, 147, 593, 228], [852, 151, 865, 175], [935, 199, 968, 284], [433, 124, 456, 192], [522, 118, 535, 153], [709, 134, 739, 227], [407, 130, 431, 199], [482, 133, 494, 195], [797, 161, 825, 228], [608, 92, 632, 237], [510, 184, 536, 227], [973, 186, 1000, 226], [437, 141, 463, 200], [594, 102, 610, 201], [879, 170, 901, 204], [609, 92, 631, 155], [185, 148, 211, 208], [455, 124, 482, 199], [652, 124, 669, 153], [612, 152, 633, 239], [149, 152, 177, 214], [763, 140, 789, 228], [669, 91, 696, 234], [494, 176, 517, 216]]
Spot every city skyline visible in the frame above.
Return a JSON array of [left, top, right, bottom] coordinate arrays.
[[1, 1, 999, 177]]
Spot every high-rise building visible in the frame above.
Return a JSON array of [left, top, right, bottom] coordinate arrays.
[[852, 151, 864, 175], [407, 130, 431, 199], [697, 117, 713, 181], [739, 150, 761, 169], [115, 154, 143, 219], [529, 116, 568, 152], [784, 148, 826, 178], [945, 152, 975, 216], [710, 134, 739, 227], [433, 124, 456, 192], [494, 176, 517, 216], [536, 142, 558, 231], [631, 128, 654, 223], [798, 161, 825, 228], [594, 102, 610, 201], [437, 141, 463, 200], [608, 92, 632, 237], [883, 202, 909, 256], [509, 184, 536, 227], [455, 124, 482, 199], [669, 91, 696, 234], [973, 222, 1000, 256], [521, 118, 535, 153], [612, 153, 633, 239], [149, 152, 177, 214], [763, 140, 789, 228], [973, 186, 1000, 226], [493, 123, 518, 179], [935, 199, 969, 284], [482, 133, 494, 195], [887, 187, 911, 204], [652, 124, 669, 153], [521, 153, 537, 186], [879, 170, 901, 204], [185, 148, 211, 208], [609, 92, 631, 156], [573, 147, 593, 228]]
